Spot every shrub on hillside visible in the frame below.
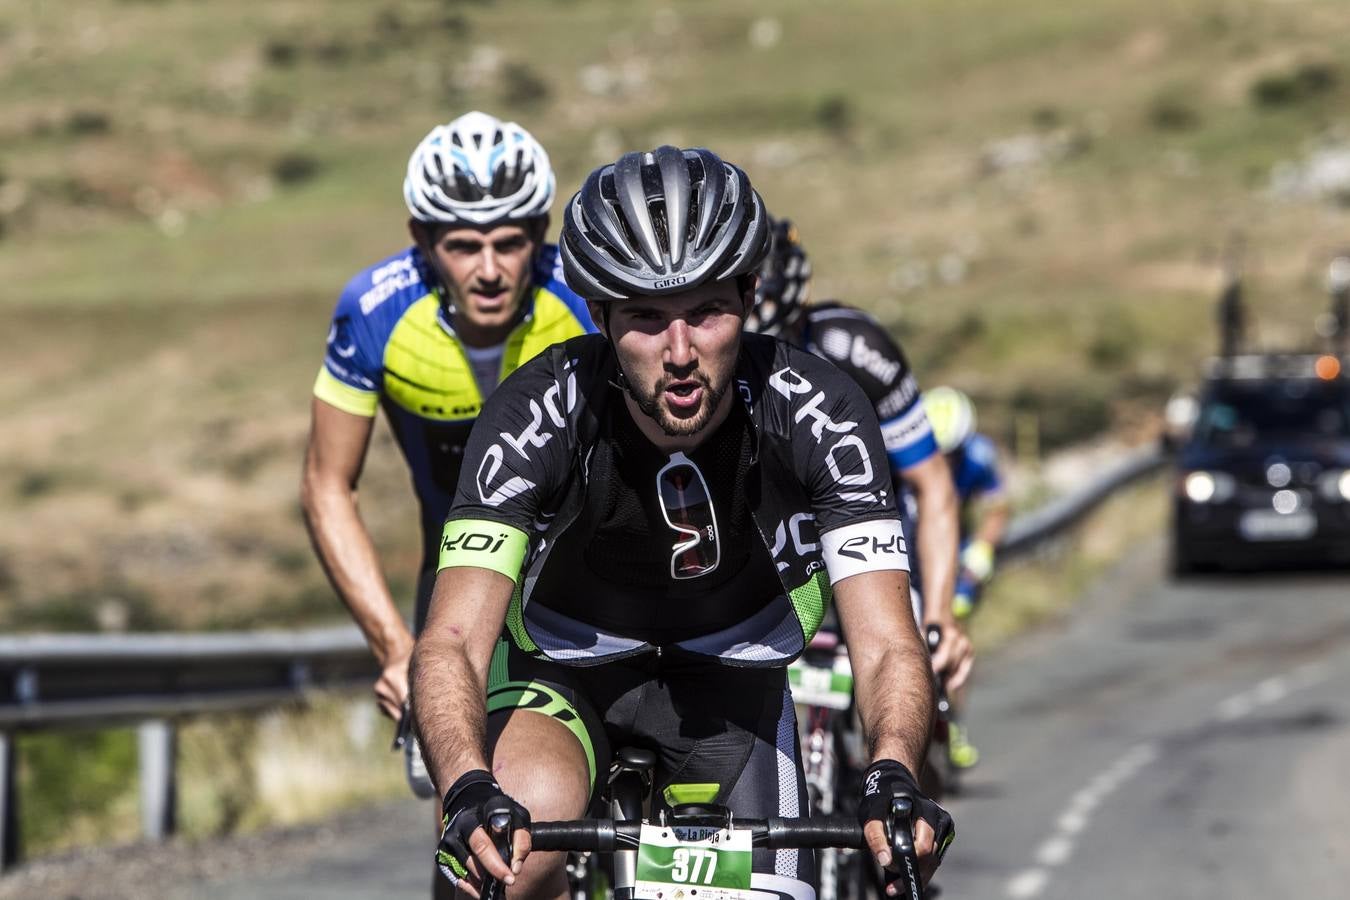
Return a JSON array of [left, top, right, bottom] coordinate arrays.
[[1031, 105, 1062, 130], [313, 39, 352, 65], [19, 729, 139, 854], [65, 109, 112, 136], [263, 39, 299, 68], [1010, 383, 1113, 451], [272, 152, 321, 187], [502, 62, 551, 109], [1148, 93, 1200, 132], [815, 94, 853, 137], [1250, 61, 1338, 109]]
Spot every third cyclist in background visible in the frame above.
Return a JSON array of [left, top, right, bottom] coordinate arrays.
[[747, 217, 973, 692], [922, 385, 1011, 770]]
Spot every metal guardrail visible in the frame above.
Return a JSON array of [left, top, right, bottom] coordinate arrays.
[[0, 442, 1169, 870], [0, 626, 373, 728], [0, 626, 375, 868], [999, 443, 1168, 557]]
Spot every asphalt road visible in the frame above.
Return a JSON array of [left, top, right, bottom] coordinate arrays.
[[7, 538, 1346, 899], [937, 539, 1350, 900]]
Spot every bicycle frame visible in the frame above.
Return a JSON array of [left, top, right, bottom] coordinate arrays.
[[793, 632, 881, 900]]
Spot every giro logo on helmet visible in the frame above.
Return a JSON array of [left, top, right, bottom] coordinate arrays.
[[558, 146, 769, 303]]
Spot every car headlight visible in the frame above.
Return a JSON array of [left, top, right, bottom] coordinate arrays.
[[1182, 471, 1235, 503], [1184, 472, 1216, 502], [1318, 468, 1350, 501]]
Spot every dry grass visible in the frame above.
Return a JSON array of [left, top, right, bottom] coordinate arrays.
[[1, 0, 1348, 652]]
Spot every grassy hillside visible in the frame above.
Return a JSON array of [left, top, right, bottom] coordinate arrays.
[[4, 0, 1350, 630]]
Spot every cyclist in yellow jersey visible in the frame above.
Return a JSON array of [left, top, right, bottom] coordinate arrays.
[[300, 112, 595, 804]]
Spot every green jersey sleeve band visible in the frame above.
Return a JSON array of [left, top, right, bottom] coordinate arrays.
[[313, 367, 379, 417], [439, 520, 529, 581]]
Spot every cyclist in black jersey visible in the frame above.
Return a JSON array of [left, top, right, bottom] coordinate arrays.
[[300, 111, 594, 808], [412, 147, 952, 900], [747, 219, 973, 692]]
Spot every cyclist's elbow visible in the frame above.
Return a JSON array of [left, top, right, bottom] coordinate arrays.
[[300, 460, 355, 519]]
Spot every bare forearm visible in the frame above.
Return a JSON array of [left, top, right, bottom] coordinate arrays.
[[854, 640, 933, 773], [976, 500, 1011, 549], [835, 571, 935, 773], [301, 479, 410, 663], [411, 566, 517, 797], [913, 473, 959, 622], [411, 635, 489, 795]]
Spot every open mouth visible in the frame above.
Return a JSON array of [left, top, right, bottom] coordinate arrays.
[[469, 285, 509, 307], [664, 379, 705, 412]]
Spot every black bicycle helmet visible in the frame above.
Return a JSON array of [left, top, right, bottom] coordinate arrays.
[[746, 216, 812, 336], [560, 146, 770, 301]]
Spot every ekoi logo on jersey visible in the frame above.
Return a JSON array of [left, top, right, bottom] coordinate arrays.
[[767, 366, 882, 505], [836, 532, 905, 562], [769, 512, 819, 574], [821, 519, 908, 580], [441, 530, 513, 555], [476, 361, 578, 507]]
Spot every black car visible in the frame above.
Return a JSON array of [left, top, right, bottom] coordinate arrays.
[[1172, 354, 1350, 573]]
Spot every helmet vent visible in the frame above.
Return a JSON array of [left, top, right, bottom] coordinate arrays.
[[650, 200, 670, 260]]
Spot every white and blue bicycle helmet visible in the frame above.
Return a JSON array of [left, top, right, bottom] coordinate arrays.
[[403, 111, 555, 226]]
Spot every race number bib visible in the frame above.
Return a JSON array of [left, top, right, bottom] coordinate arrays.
[[635, 824, 752, 900], [788, 655, 854, 710]]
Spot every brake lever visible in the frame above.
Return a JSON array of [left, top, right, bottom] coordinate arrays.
[[391, 704, 413, 752], [924, 624, 942, 656], [480, 798, 517, 900], [886, 792, 924, 900]]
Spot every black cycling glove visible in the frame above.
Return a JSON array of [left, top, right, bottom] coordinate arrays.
[[436, 769, 531, 886], [857, 760, 955, 864]]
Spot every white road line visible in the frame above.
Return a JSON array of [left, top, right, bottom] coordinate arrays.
[[1215, 694, 1254, 721], [1004, 660, 1332, 899], [1007, 868, 1049, 899], [1056, 808, 1090, 835], [1252, 676, 1288, 705], [1003, 742, 1155, 898], [1035, 835, 1074, 867]]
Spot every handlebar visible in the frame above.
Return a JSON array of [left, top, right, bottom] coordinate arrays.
[[479, 803, 925, 899], [526, 814, 869, 852]]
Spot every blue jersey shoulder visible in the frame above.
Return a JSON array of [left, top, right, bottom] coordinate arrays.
[[324, 246, 434, 391], [954, 433, 1003, 500], [534, 244, 598, 333]]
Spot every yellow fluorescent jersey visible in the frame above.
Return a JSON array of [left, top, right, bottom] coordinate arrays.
[[314, 243, 596, 568]]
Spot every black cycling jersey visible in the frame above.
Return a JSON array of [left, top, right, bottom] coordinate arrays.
[[532, 399, 782, 644], [444, 333, 913, 895], [440, 332, 909, 667], [797, 303, 939, 473]]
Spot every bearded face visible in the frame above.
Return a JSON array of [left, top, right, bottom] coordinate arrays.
[[596, 280, 751, 440]]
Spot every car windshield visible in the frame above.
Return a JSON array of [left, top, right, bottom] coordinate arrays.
[[1194, 379, 1350, 448]]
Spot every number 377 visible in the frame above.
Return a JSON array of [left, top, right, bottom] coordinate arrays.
[[671, 847, 718, 884]]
